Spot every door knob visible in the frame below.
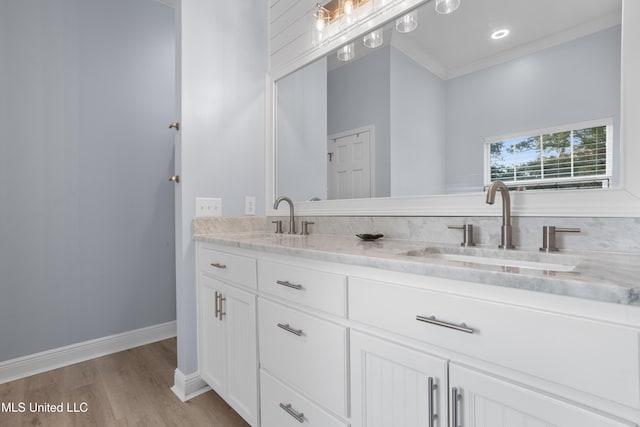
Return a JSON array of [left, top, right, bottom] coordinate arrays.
[[169, 122, 180, 131], [169, 175, 180, 183]]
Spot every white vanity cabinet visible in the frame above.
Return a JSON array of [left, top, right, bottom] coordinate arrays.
[[197, 244, 258, 426], [257, 259, 349, 427], [348, 275, 640, 427], [194, 240, 640, 427]]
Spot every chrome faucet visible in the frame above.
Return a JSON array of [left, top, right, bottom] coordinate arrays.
[[273, 196, 296, 235], [486, 181, 515, 249]]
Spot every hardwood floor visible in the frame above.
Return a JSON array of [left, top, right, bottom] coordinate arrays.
[[0, 338, 249, 427]]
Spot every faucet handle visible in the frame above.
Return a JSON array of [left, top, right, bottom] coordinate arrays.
[[448, 224, 476, 247], [272, 220, 284, 234], [540, 226, 581, 252], [301, 221, 314, 236]]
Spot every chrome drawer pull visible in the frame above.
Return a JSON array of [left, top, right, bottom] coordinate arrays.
[[277, 323, 303, 336], [276, 280, 303, 290], [416, 315, 474, 334], [210, 262, 227, 269], [452, 387, 461, 427], [279, 403, 304, 423], [428, 377, 438, 427]]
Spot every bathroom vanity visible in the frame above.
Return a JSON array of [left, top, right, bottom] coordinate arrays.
[[194, 229, 640, 427]]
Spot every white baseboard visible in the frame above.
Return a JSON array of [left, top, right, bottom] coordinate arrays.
[[0, 321, 177, 385], [171, 368, 211, 402]]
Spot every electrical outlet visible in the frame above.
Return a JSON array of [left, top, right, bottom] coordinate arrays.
[[196, 197, 222, 217], [245, 196, 256, 215]]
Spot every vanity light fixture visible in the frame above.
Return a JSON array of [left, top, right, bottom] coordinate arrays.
[[435, 0, 460, 15], [396, 10, 418, 33], [363, 28, 383, 48], [491, 29, 510, 40], [337, 42, 355, 61]]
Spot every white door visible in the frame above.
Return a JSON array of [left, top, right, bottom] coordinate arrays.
[[449, 363, 634, 427], [328, 130, 372, 199], [350, 331, 448, 427], [224, 284, 258, 426]]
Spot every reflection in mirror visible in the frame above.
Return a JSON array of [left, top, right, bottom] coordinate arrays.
[[276, 0, 622, 202]]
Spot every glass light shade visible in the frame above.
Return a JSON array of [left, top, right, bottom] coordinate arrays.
[[396, 10, 418, 33], [313, 5, 331, 47], [363, 29, 383, 49], [315, 8, 328, 31], [435, 0, 460, 15], [337, 43, 355, 61]]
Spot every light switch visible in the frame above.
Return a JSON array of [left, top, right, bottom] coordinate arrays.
[[196, 197, 222, 217]]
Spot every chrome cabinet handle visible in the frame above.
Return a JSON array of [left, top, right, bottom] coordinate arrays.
[[279, 403, 304, 423], [428, 377, 438, 427], [210, 262, 227, 269], [452, 387, 461, 427], [277, 323, 303, 336], [214, 291, 225, 321], [214, 291, 220, 320], [416, 315, 474, 334], [169, 121, 180, 130], [276, 280, 303, 290], [168, 175, 180, 183]]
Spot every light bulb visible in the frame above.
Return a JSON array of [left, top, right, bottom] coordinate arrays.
[[316, 15, 326, 31], [344, 0, 354, 15]]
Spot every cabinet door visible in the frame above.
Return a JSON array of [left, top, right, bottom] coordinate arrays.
[[449, 363, 635, 427], [351, 331, 448, 427], [224, 284, 258, 426], [198, 275, 227, 396]]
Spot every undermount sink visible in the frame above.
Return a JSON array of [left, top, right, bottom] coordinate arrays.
[[402, 246, 578, 272]]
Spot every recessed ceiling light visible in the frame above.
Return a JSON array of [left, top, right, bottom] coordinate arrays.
[[491, 29, 510, 40]]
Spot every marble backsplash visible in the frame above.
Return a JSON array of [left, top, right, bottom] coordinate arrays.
[[265, 216, 640, 254], [193, 215, 640, 254]]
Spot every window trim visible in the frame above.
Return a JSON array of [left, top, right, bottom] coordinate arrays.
[[483, 118, 614, 189]]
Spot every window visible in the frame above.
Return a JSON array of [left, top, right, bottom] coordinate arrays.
[[484, 119, 612, 190]]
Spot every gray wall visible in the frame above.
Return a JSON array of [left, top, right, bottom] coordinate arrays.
[[176, 0, 268, 376], [445, 26, 621, 192], [277, 58, 328, 201], [390, 46, 446, 196], [0, 0, 176, 362], [328, 47, 391, 198]]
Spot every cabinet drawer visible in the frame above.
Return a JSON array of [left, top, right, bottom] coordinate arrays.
[[259, 298, 348, 417], [349, 277, 640, 409], [258, 260, 347, 317], [198, 246, 256, 288], [260, 370, 349, 427]]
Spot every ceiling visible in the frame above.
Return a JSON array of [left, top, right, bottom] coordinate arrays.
[[328, 0, 622, 79]]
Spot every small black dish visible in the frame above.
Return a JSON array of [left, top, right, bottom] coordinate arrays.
[[356, 233, 384, 241]]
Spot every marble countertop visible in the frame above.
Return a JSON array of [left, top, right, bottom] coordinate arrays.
[[193, 231, 640, 306]]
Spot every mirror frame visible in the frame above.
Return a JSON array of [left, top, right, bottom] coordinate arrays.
[[266, 0, 640, 217]]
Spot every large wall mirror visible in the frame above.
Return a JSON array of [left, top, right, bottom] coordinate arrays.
[[272, 0, 640, 216]]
